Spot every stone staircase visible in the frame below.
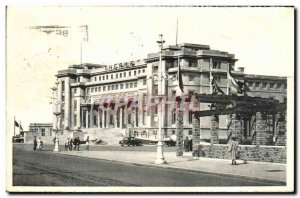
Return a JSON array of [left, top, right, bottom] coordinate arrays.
[[82, 128, 126, 145]]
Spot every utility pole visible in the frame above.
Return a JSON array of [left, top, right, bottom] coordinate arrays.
[[155, 34, 167, 164]]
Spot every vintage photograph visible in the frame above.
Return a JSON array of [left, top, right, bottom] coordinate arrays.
[[6, 6, 294, 192]]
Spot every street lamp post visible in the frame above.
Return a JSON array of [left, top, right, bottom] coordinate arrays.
[[51, 81, 62, 152], [155, 34, 167, 164], [53, 111, 61, 152]]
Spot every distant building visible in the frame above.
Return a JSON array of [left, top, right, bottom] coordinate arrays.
[[53, 43, 287, 141], [29, 123, 53, 137]]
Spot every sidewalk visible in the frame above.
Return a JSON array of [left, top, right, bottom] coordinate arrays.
[[59, 150, 286, 184]]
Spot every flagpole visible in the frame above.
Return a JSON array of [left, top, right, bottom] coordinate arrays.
[[80, 41, 82, 65], [176, 17, 178, 46], [227, 63, 230, 95], [14, 116, 15, 137], [209, 58, 213, 94]]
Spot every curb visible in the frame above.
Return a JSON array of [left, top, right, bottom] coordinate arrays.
[[57, 152, 286, 185]]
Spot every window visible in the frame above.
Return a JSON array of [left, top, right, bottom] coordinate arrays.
[[138, 70, 141, 74], [86, 88, 90, 94], [188, 130, 192, 135], [284, 84, 287, 89], [130, 83, 133, 88], [263, 83, 267, 89], [188, 75, 193, 81], [94, 115, 97, 126], [74, 100, 77, 110], [276, 84, 280, 89], [143, 79, 147, 85], [109, 115, 114, 125], [154, 106, 158, 114], [74, 115, 77, 126], [143, 69, 145, 73], [115, 84, 119, 90], [99, 76, 101, 81], [91, 88, 94, 93], [134, 71, 136, 75], [189, 60, 196, 67], [120, 84, 124, 89], [108, 85, 110, 91], [255, 82, 260, 88], [112, 85, 114, 90], [134, 82, 137, 87], [99, 86, 101, 91], [128, 114, 131, 124], [94, 77, 97, 81], [106, 75, 108, 80], [116, 73, 118, 78], [189, 110, 193, 124], [124, 72, 126, 77], [213, 62, 220, 69], [77, 77, 80, 82], [172, 130, 175, 135], [111, 74, 113, 79], [270, 83, 274, 89], [120, 73, 123, 78], [188, 91, 194, 95], [61, 81, 65, 92], [129, 71, 131, 76], [74, 88, 77, 94], [126, 83, 129, 88], [172, 109, 176, 124], [102, 76, 105, 80], [41, 128, 45, 136], [103, 86, 106, 91]]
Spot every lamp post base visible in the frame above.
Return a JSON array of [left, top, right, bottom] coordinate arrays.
[[155, 141, 167, 164], [53, 137, 60, 152]]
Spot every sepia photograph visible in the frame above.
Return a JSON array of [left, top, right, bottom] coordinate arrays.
[[5, 6, 294, 193]]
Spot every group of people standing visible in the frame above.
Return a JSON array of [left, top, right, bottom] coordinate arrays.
[[33, 136, 43, 151], [65, 136, 90, 151]]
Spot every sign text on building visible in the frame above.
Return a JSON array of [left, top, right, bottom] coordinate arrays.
[[105, 61, 136, 71]]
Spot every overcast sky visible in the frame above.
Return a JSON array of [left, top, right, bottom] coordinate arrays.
[[6, 6, 294, 132]]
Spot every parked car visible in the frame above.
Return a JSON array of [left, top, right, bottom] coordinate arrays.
[[119, 137, 143, 146], [163, 139, 176, 147]]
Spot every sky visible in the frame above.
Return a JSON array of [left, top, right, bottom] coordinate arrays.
[[6, 6, 294, 132]]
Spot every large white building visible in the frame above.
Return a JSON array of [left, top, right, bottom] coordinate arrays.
[[53, 43, 287, 142]]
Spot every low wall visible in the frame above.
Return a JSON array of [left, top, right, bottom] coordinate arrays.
[[195, 143, 286, 163]]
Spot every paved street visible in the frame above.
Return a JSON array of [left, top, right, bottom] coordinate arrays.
[[13, 144, 283, 186]]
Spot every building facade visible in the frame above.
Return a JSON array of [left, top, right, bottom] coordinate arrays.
[[54, 43, 287, 141], [29, 123, 53, 137]]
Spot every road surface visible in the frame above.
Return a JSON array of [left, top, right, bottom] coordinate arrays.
[[13, 144, 283, 186]]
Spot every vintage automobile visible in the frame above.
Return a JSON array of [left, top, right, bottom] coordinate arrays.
[[163, 139, 176, 147], [119, 137, 143, 146]]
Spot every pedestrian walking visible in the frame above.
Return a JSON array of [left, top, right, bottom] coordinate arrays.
[[85, 136, 90, 151], [73, 137, 77, 151], [228, 137, 239, 165], [189, 138, 193, 152], [33, 136, 37, 151], [184, 137, 189, 152], [69, 138, 73, 151], [37, 137, 42, 151], [65, 138, 70, 151], [77, 137, 81, 151]]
